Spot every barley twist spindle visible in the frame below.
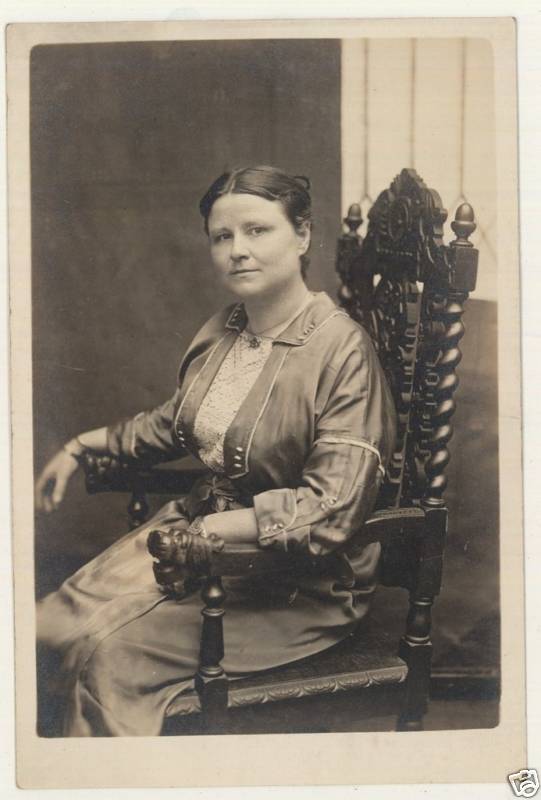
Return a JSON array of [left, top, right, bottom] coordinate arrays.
[[422, 202, 477, 509], [422, 298, 465, 506]]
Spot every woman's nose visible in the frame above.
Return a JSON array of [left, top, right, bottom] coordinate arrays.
[[230, 233, 249, 260]]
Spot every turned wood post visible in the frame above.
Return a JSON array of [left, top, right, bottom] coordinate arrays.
[[421, 201, 477, 512], [397, 505, 446, 731], [397, 594, 434, 731], [336, 203, 372, 319], [127, 490, 149, 530], [398, 202, 478, 731], [195, 576, 228, 729]]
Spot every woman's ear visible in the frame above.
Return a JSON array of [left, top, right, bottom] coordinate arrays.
[[296, 221, 311, 255]]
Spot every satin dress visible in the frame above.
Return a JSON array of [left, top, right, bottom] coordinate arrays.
[[36, 292, 396, 737]]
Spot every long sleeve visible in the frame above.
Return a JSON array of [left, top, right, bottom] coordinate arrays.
[[106, 386, 186, 464], [253, 331, 396, 557], [103, 307, 235, 465]]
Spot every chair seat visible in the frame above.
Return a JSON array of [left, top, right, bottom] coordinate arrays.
[[165, 615, 408, 717]]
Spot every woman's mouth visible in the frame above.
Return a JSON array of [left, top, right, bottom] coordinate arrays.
[[230, 268, 260, 276]]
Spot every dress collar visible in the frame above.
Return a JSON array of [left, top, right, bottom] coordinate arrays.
[[224, 291, 344, 347]]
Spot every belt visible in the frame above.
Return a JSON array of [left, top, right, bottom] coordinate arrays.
[[181, 472, 254, 521]]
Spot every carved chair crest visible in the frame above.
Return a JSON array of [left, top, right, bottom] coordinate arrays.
[[336, 168, 478, 512]]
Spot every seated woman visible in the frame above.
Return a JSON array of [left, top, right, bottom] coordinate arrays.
[[35, 165, 397, 737]]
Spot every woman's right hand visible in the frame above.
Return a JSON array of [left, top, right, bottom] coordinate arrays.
[[35, 448, 80, 513]]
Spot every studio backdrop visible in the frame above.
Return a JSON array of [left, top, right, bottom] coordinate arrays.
[[31, 37, 499, 700]]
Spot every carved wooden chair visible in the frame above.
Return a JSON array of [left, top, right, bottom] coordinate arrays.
[[82, 168, 478, 733]]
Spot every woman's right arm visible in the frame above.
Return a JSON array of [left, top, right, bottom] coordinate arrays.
[[35, 311, 227, 515], [35, 387, 186, 514]]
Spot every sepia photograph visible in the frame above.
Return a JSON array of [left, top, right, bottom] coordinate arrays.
[[7, 15, 524, 789]]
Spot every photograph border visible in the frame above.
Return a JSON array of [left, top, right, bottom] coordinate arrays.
[[7, 15, 523, 789]]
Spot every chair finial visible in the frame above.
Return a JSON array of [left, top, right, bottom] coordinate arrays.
[[450, 203, 476, 247], [343, 203, 363, 236]]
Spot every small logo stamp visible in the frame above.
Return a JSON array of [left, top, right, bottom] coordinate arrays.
[[508, 769, 540, 798]]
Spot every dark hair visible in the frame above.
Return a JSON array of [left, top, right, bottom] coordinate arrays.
[[199, 165, 313, 279]]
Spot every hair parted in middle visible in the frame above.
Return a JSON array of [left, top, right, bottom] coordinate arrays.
[[199, 165, 313, 279]]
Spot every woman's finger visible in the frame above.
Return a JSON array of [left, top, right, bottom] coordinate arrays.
[[36, 485, 53, 514], [35, 469, 49, 495], [35, 470, 54, 513], [51, 474, 68, 508]]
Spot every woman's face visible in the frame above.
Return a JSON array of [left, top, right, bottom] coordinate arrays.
[[207, 193, 310, 300]]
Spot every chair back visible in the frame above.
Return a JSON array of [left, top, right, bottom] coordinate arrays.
[[336, 169, 478, 513]]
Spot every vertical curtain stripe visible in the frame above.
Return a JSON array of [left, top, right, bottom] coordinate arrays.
[[340, 37, 496, 300]]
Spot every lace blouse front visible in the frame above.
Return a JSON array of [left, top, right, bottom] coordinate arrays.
[[192, 294, 314, 472], [192, 332, 274, 472]]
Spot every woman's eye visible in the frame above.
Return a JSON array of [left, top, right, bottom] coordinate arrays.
[[249, 226, 267, 236], [212, 232, 231, 244]]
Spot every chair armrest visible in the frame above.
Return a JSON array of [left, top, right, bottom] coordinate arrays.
[[204, 542, 307, 577], [348, 507, 426, 549], [194, 506, 433, 598], [166, 507, 428, 579], [81, 453, 206, 495]]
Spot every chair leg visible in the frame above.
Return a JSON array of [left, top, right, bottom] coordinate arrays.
[[396, 595, 434, 731], [194, 576, 229, 732], [127, 490, 149, 530]]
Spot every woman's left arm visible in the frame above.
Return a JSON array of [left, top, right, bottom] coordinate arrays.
[[202, 507, 259, 542], [201, 331, 396, 553], [251, 334, 396, 557]]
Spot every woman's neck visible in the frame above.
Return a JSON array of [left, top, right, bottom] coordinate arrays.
[[243, 281, 313, 334]]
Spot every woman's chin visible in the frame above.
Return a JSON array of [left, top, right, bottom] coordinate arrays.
[[224, 275, 267, 297]]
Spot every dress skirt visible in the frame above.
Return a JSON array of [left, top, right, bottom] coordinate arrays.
[[37, 491, 381, 737]]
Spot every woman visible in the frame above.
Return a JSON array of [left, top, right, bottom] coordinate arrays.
[[35, 165, 396, 737]]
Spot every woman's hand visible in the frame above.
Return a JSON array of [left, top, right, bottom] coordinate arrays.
[[35, 448, 80, 513]]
